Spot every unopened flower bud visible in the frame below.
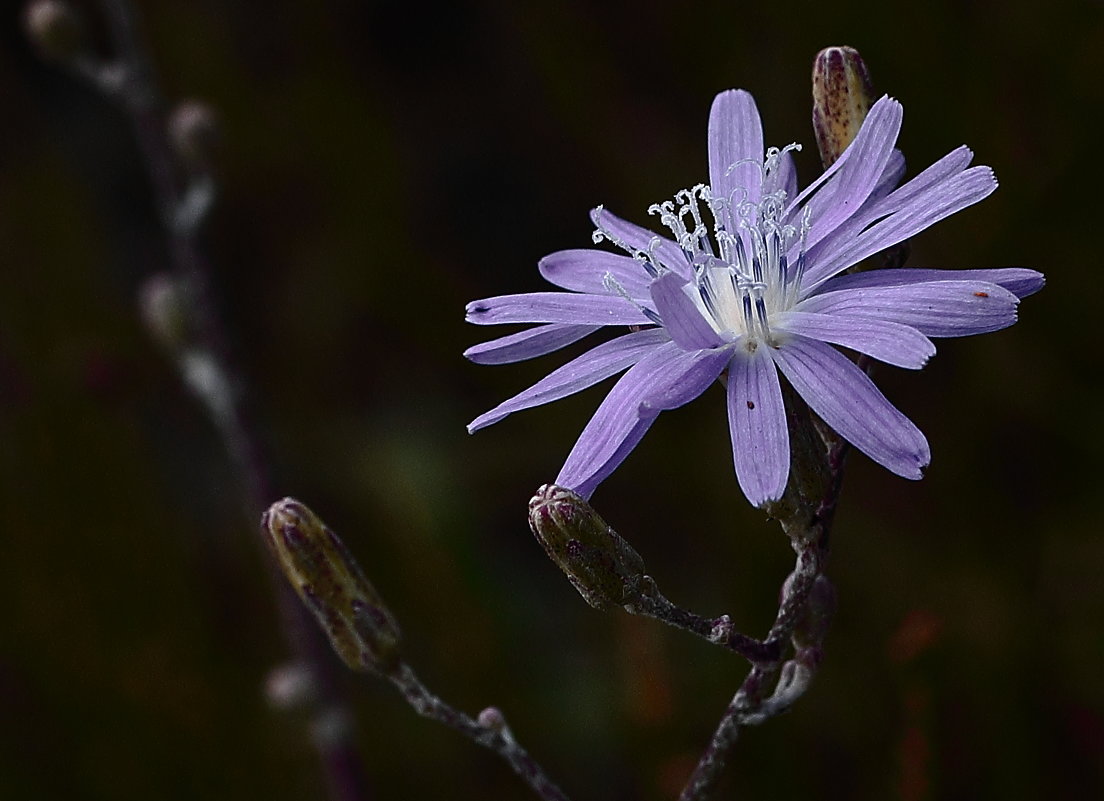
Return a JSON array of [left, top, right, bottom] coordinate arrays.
[[262, 498, 401, 674], [23, 0, 87, 64], [528, 484, 645, 610], [168, 100, 220, 169], [812, 46, 875, 168]]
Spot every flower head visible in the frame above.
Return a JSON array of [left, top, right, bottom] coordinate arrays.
[[465, 90, 1043, 507]]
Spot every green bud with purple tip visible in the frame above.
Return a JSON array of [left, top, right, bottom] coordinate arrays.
[[262, 498, 401, 674], [528, 484, 645, 610], [812, 46, 875, 169]]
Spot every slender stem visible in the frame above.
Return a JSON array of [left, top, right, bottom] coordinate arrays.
[[625, 579, 782, 664], [388, 664, 573, 801], [678, 541, 825, 801], [678, 239, 907, 800], [59, 3, 376, 798]]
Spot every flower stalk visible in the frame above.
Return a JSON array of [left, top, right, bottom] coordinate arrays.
[[264, 498, 575, 801]]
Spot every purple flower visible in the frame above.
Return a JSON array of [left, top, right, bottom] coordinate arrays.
[[465, 91, 1043, 507]]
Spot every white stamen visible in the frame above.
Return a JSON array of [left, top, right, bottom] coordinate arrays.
[[602, 272, 663, 326]]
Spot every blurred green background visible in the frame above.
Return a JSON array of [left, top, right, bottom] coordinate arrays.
[[2, 0, 1101, 798]]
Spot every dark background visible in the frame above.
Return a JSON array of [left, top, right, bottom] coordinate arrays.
[[2, 0, 1101, 798]]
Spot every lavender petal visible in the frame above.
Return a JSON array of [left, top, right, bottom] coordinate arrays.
[[465, 292, 653, 326], [637, 346, 733, 413], [866, 145, 975, 219], [464, 323, 600, 365], [796, 280, 1020, 337], [649, 273, 725, 350], [771, 336, 930, 478], [812, 266, 1045, 300], [803, 145, 974, 268], [709, 89, 765, 213], [869, 148, 906, 204], [801, 148, 905, 266], [727, 346, 789, 506], [538, 249, 654, 299], [771, 146, 799, 200], [556, 343, 729, 498], [804, 165, 998, 287], [468, 328, 670, 432], [776, 311, 935, 369], [802, 96, 904, 250]]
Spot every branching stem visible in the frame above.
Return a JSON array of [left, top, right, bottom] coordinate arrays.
[[678, 531, 827, 800], [625, 578, 782, 664]]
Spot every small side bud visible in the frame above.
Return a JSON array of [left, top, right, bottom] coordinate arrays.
[[812, 46, 875, 168], [138, 273, 192, 352], [477, 706, 507, 732], [708, 614, 734, 644], [168, 100, 220, 170], [527, 484, 645, 610], [262, 498, 402, 674], [23, 0, 87, 64]]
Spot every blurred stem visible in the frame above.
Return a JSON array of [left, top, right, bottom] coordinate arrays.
[[51, 2, 377, 799], [388, 664, 573, 801]]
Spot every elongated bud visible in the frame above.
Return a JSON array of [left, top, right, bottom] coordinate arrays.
[[528, 484, 645, 610], [262, 498, 401, 674], [812, 46, 875, 168]]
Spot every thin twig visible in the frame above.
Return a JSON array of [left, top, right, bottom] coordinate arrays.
[[625, 578, 782, 664], [389, 664, 573, 801]]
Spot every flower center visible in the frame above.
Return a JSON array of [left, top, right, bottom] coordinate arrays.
[[594, 146, 810, 349]]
